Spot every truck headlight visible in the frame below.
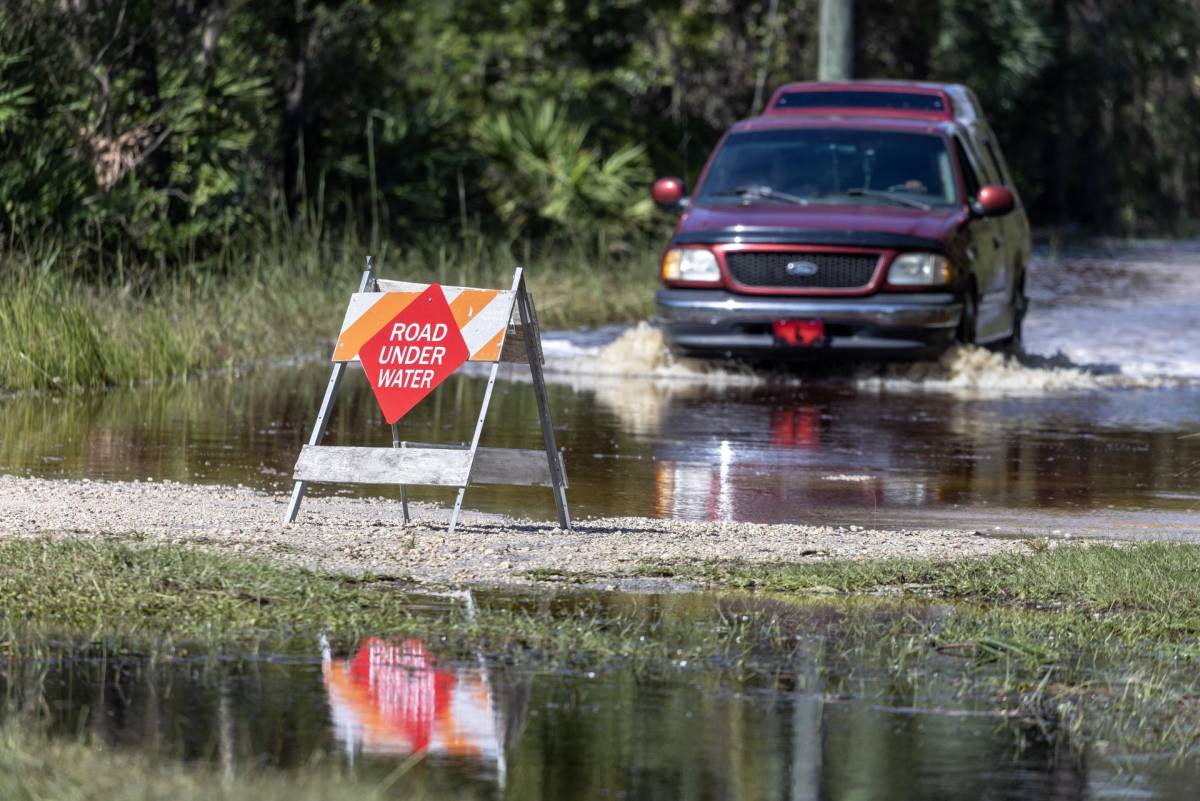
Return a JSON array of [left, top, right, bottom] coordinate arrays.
[[887, 253, 953, 286], [662, 248, 721, 283]]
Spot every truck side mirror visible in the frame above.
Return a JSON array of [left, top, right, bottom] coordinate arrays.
[[651, 177, 687, 210], [974, 185, 1015, 217]]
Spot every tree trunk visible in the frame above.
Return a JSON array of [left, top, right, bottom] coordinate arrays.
[[201, 0, 229, 71], [818, 0, 853, 81], [283, 13, 312, 220]]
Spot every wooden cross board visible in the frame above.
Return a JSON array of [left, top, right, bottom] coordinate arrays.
[[284, 258, 571, 533]]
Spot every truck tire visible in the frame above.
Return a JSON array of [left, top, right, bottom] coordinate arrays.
[[995, 274, 1027, 356], [955, 286, 978, 346]]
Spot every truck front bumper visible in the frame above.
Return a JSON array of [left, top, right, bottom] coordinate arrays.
[[656, 288, 963, 359]]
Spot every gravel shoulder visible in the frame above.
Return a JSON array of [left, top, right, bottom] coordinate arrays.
[[0, 474, 1034, 585]]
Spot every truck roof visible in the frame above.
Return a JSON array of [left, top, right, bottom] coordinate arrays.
[[763, 81, 980, 125], [729, 113, 961, 138]]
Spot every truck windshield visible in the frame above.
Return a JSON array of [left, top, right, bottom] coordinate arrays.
[[696, 129, 959, 209]]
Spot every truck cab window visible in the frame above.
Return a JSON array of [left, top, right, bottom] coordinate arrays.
[[984, 141, 1011, 186], [954, 138, 981, 200]]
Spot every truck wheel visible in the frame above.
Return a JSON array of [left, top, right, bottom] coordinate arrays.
[[955, 288, 978, 346], [995, 274, 1027, 356]]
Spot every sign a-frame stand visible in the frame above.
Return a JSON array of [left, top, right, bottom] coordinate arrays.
[[284, 258, 571, 533]]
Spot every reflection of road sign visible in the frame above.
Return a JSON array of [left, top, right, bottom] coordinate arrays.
[[284, 259, 571, 532], [322, 638, 500, 761], [358, 285, 469, 424]]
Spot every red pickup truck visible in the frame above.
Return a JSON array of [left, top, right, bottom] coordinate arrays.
[[651, 81, 1031, 358]]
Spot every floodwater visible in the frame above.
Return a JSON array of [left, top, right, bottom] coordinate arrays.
[[0, 241, 1197, 538], [5, 587, 1198, 799]]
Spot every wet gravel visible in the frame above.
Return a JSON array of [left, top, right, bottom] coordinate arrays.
[[0, 475, 1034, 585]]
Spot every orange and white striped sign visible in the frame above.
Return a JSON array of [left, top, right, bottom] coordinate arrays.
[[322, 637, 502, 761], [332, 280, 515, 364]]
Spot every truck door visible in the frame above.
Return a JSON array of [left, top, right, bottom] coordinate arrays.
[[981, 135, 1028, 299], [952, 136, 1006, 341]]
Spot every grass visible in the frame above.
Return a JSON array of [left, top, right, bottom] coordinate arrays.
[[634, 544, 1200, 662], [0, 539, 752, 667], [0, 229, 659, 393], [638, 542, 1197, 607], [0, 539, 413, 643], [0, 724, 442, 801]]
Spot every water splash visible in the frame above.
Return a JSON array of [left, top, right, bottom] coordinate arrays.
[[545, 325, 1143, 396], [544, 323, 761, 384], [855, 345, 1104, 396]]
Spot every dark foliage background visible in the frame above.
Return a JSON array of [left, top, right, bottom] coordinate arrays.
[[3, 0, 1199, 265]]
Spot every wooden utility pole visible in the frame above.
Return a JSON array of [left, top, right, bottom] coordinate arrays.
[[818, 0, 854, 81]]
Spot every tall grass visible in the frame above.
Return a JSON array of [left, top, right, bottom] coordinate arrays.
[[0, 227, 660, 393]]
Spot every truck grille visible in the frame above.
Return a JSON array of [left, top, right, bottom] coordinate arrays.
[[725, 252, 880, 289]]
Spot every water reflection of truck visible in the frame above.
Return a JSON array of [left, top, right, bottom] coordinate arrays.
[[652, 81, 1031, 360], [651, 392, 891, 522], [645, 384, 1035, 523]]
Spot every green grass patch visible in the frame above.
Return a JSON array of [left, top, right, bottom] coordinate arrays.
[[631, 544, 1200, 679], [0, 231, 659, 393], [0, 539, 750, 668], [0, 539, 414, 643], [643, 541, 1200, 628]]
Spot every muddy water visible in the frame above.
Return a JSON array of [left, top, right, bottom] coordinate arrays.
[[1, 242, 1197, 537], [5, 588, 1198, 799]]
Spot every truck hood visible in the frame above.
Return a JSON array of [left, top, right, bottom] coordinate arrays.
[[670, 202, 967, 249]]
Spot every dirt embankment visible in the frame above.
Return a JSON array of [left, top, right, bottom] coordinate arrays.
[[0, 475, 1029, 584]]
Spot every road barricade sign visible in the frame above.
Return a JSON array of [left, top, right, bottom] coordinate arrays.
[[356, 285, 470, 423], [284, 258, 570, 532]]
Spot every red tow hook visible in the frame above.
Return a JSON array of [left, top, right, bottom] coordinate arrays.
[[772, 319, 826, 347]]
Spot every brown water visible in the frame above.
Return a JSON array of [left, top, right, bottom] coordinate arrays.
[[6, 587, 1198, 800], [1, 357, 1197, 537]]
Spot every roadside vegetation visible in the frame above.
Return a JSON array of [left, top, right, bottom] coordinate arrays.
[[0, 231, 658, 393], [640, 541, 1199, 614]]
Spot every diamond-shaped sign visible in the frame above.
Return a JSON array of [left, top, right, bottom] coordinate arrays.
[[357, 284, 469, 424]]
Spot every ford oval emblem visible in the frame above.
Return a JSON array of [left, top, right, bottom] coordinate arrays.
[[785, 260, 819, 277]]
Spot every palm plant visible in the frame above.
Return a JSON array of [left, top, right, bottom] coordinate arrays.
[[473, 99, 654, 241]]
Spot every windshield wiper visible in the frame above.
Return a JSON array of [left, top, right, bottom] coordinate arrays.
[[841, 188, 932, 211], [709, 185, 810, 206]]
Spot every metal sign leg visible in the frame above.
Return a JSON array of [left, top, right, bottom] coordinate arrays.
[[447, 267, 527, 535], [449, 360, 502, 534], [391, 423, 411, 523], [516, 276, 571, 531], [284, 258, 376, 524], [285, 362, 345, 523]]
